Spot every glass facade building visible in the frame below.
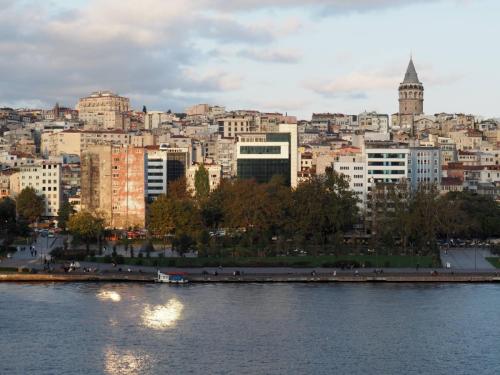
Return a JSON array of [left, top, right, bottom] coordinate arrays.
[[236, 132, 292, 186], [237, 159, 291, 185]]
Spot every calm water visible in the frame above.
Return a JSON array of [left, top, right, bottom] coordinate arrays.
[[0, 283, 499, 375]]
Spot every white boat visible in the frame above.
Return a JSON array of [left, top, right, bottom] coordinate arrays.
[[155, 270, 189, 284]]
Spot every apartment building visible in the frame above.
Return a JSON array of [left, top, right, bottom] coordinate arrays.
[[186, 163, 222, 195], [81, 145, 146, 229], [218, 115, 257, 138], [77, 91, 129, 130], [145, 147, 168, 201], [332, 153, 366, 209], [408, 147, 441, 190], [41, 130, 131, 157], [19, 163, 61, 217]]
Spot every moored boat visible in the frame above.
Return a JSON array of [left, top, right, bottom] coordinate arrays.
[[155, 270, 189, 284]]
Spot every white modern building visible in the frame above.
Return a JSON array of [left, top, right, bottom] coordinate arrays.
[[408, 147, 441, 191], [364, 141, 410, 192], [332, 153, 367, 209], [19, 163, 62, 217], [146, 148, 168, 201], [236, 124, 298, 188]]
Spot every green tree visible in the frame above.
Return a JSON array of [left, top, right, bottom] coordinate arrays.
[[292, 169, 359, 254], [0, 197, 17, 237], [441, 191, 500, 239], [57, 200, 76, 231], [148, 195, 175, 238], [16, 187, 44, 223], [408, 184, 440, 254], [148, 190, 201, 256], [67, 211, 104, 253], [194, 164, 210, 202]]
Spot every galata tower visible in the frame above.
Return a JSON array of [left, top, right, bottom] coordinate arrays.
[[398, 57, 424, 115]]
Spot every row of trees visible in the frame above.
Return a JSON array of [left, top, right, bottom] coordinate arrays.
[[148, 168, 500, 257], [149, 168, 361, 256], [371, 182, 500, 254]]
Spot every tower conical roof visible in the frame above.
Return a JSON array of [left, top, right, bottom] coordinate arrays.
[[403, 58, 420, 84]]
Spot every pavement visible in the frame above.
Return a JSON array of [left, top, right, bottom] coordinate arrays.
[[440, 247, 496, 271], [1, 236, 499, 276]]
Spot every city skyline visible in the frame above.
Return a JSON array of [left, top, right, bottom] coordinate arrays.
[[1, 0, 500, 119]]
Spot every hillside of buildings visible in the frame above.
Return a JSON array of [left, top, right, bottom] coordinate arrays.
[[1, 61, 500, 264]]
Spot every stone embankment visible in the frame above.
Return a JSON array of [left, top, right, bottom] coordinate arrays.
[[1, 272, 500, 283]]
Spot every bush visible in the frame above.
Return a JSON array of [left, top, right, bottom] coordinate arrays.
[[332, 260, 361, 269], [50, 247, 87, 261]]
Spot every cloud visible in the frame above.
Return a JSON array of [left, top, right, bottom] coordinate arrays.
[[305, 60, 462, 99], [238, 48, 302, 63], [0, 0, 459, 110], [182, 69, 243, 91], [206, 0, 442, 13], [304, 71, 399, 98], [248, 98, 311, 113], [0, 0, 272, 109]]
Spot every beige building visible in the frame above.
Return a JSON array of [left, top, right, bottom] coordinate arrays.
[[186, 163, 222, 195], [449, 130, 483, 151], [0, 172, 11, 198], [77, 91, 130, 130], [81, 145, 146, 229], [218, 115, 257, 138], [185, 104, 209, 116], [41, 129, 131, 157]]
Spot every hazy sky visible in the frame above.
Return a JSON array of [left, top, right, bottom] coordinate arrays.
[[0, 0, 498, 119]]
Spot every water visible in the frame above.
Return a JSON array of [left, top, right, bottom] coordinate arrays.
[[0, 283, 499, 375]]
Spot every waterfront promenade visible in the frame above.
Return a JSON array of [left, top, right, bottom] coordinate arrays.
[[1, 268, 500, 283]]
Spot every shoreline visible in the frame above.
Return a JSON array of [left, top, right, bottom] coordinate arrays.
[[1, 272, 500, 283]]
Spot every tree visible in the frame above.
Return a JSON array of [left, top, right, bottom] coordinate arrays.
[[194, 164, 210, 202], [168, 177, 191, 200], [291, 169, 359, 253], [0, 197, 17, 237], [67, 211, 104, 253], [57, 200, 75, 231], [408, 184, 440, 254], [148, 191, 201, 256], [142, 105, 147, 113], [440, 191, 500, 239], [148, 195, 176, 238], [16, 187, 44, 223]]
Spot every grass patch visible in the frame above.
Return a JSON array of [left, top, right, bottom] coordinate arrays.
[[0, 267, 18, 273], [486, 257, 500, 268], [87, 254, 438, 268]]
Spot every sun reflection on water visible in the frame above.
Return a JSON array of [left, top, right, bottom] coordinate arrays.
[[142, 298, 184, 330], [97, 290, 122, 302], [104, 347, 150, 375]]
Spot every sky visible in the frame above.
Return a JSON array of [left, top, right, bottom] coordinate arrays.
[[0, 0, 499, 120]]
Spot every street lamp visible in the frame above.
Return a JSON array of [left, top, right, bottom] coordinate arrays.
[[474, 246, 477, 272]]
